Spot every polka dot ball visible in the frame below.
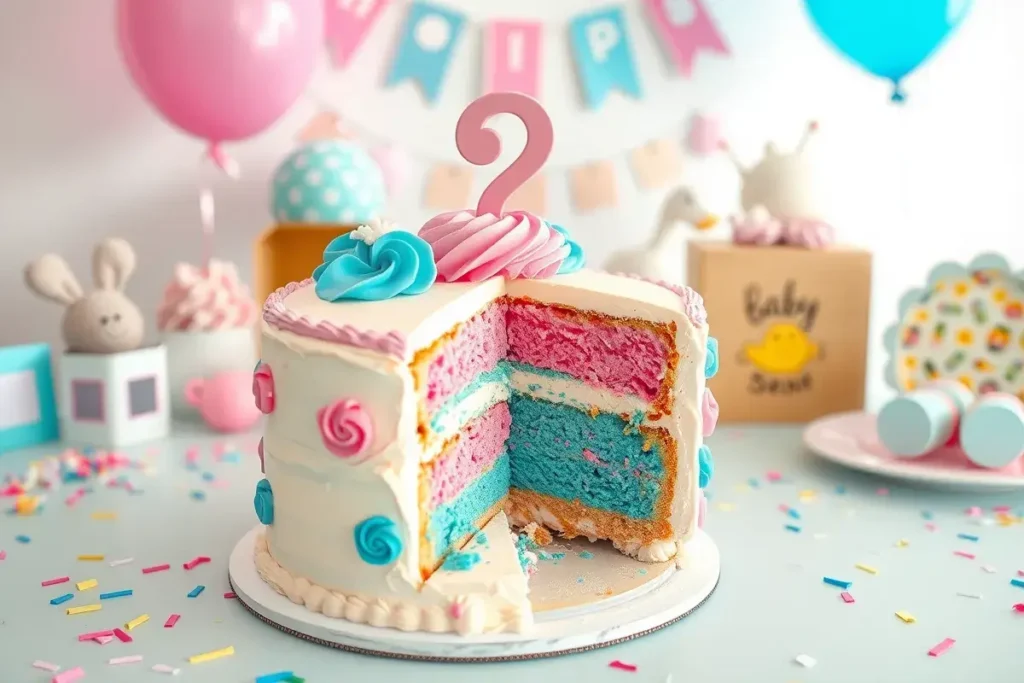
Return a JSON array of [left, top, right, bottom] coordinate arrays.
[[271, 140, 386, 225]]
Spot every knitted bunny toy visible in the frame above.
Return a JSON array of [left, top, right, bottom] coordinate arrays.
[[25, 238, 145, 354]]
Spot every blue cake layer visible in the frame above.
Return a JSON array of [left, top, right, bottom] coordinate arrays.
[[427, 454, 510, 562], [507, 394, 665, 520]]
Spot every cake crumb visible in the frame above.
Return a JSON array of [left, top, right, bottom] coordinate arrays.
[[523, 523, 553, 546]]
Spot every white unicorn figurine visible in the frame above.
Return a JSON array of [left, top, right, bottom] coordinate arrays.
[[604, 186, 718, 285]]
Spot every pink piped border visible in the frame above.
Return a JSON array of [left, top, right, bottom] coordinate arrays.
[[612, 273, 708, 328], [262, 279, 408, 358]]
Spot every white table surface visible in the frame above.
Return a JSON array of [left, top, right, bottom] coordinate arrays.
[[1, 423, 1023, 683]]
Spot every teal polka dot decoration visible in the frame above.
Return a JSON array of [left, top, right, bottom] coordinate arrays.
[[271, 140, 386, 225]]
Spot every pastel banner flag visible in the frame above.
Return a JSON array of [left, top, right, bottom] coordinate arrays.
[[569, 161, 618, 212], [386, 1, 467, 104], [569, 7, 642, 109], [643, 0, 729, 76], [484, 21, 543, 98], [424, 164, 473, 209], [326, 0, 391, 67], [630, 138, 682, 189]]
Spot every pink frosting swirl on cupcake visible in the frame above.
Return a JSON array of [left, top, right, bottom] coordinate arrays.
[[317, 398, 374, 460], [157, 260, 257, 332], [419, 210, 568, 282]]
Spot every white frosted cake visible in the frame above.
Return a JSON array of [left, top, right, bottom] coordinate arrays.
[[249, 95, 719, 637]]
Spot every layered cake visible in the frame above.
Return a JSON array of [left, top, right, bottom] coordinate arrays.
[[250, 95, 720, 636]]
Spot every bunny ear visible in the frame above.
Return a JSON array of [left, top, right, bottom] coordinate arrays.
[[92, 238, 137, 291], [25, 254, 83, 306]]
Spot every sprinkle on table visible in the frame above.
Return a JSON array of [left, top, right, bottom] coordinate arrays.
[[78, 629, 114, 642], [76, 579, 98, 591], [956, 592, 982, 599], [0, 549, 5, 560], [42, 576, 70, 587], [188, 645, 235, 664], [928, 638, 956, 657], [925, 523, 938, 532], [1012, 603, 1024, 613], [15, 534, 31, 543], [823, 577, 852, 589], [142, 563, 171, 574], [109, 558, 133, 567], [1018, 570, 1024, 577], [187, 585, 206, 598], [957, 533, 979, 542], [1010, 578, 1024, 589], [256, 672, 296, 683], [981, 565, 997, 573], [125, 614, 149, 630], [608, 660, 638, 672], [32, 660, 61, 672], [855, 563, 878, 575], [966, 506, 982, 517], [840, 592, 855, 603], [50, 593, 74, 606], [52, 666, 85, 683], [90, 511, 117, 521], [67, 604, 102, 616], [108, 655, 143, 665], [99, 589, 132, 600], [785, 524, 801, 533], [896, 539, 910, 548], [113, 628, 132, 642], [223, 591, 237, 599], [953, 551, 976, 559], [183, 556, 211, 570], [152, 664, 181, 675], [164, 614, 181, 628], [895, 611, 916, 623], [794, 654, 817, 668], [77, 554, 104, 561]]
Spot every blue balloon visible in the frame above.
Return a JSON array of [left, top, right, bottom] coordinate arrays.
[[804, 0, 971, 102]]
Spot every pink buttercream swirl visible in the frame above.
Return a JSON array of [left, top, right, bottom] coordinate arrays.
[[263, 279, 408, 359], [157, 260, 257, 332], [613, 272, 708, 328], [317, 398, 374, 460], [252, 364, 275, 414], [702, 389, 719, 437], [419, 210, 569, 282]]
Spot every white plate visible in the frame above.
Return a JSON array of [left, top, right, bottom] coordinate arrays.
[[804, 411, 1024, 491], [228, 525, 721, 662]]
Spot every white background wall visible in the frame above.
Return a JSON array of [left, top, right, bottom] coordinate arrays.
[[0, 0, 1021, 409]]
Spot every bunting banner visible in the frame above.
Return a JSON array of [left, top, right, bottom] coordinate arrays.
[[333, 1, 727, 108], [643, 0, 729, 76], [568, 7, 643, 109], [386, 1, 467, 103], [484, 21, 543, 98], [325, 0, 391, 67]]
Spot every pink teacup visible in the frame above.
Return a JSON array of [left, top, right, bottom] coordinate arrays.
[[185, 371, 262, 433]]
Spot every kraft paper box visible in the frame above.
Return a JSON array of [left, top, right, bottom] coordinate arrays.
[[688, 242, 872, 423]]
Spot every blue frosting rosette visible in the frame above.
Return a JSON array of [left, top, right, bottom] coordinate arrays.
[[353, 515, 403, 566], [313, 223, 437, 302], [698, 445, 714, 489], [550, 224, 586, 275], [705, 337, 719, 379]]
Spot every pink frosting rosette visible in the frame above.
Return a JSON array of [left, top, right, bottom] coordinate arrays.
[[702, 389, 719, 437], [252, 364, 275, 414], [317, 398, 374, 460], [157, 260, 257, 332], [418, 210, 569, 283]]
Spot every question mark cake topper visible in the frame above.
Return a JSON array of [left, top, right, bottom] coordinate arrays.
[[419, 92, 582, 283]]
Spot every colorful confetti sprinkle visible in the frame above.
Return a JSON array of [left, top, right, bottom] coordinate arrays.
[[823, 577, 852, 589], [840, 592, 855, 603], [957, 533, 979, 542], [895, 611, 916, 623], [608, 660, 638, 672], [928, 638, 955, 657], [855, 563, 878, 575], [188, 646, 235, 664]]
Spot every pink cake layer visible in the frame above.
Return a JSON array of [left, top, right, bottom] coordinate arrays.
[[424, 303, 508, 414], [427, 401, 512, 509], [506, 300, 670, 402]]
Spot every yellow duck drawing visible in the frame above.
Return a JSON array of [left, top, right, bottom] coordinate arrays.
[[744, 323, 819, 374]]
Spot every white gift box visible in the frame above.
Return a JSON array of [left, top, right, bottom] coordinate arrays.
[[58, 345, 169, 447]]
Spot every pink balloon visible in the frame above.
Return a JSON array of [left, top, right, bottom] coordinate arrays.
[[117, 0, 323, 144]]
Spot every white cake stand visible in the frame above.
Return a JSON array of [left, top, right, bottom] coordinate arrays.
[[228, 525, 721, 661]]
